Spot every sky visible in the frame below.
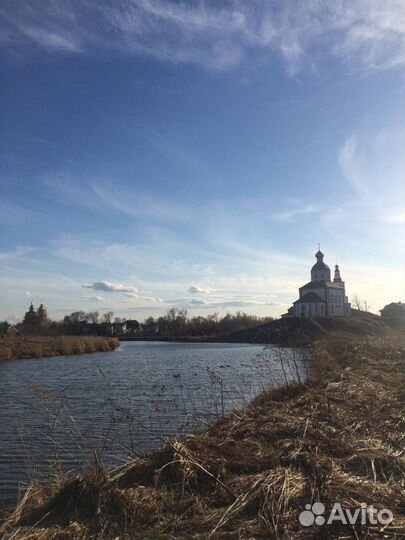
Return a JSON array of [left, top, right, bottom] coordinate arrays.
[[0, 0, 404, 322]]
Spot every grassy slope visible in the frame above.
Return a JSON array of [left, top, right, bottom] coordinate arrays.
[[0, 336, 120, 361], [1, 334, 404, 539], [224, 312, 404, 345]]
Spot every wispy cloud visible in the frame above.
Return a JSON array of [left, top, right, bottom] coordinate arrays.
[[125, 292, 164, 303], [272, 204, 319, 223], [83, 295, 105, 302], [0, 199, 38, 224], [171, 298, 280, 309], [92, 182, 191, 223], [0, 246, 34, 261], [0, 6, 83, 53], [16, 25, 82, 53], [1, 1, 403, 74], [338, 129, 405, 224]]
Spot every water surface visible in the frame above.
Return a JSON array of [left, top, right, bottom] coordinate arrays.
[[0, 341, 307, 505]]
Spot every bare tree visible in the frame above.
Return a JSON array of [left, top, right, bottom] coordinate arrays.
[[352, 295, 371, 312], [352, 295, 364, 311], [101, 311, 114, 324], [87, 311, 99, 324]]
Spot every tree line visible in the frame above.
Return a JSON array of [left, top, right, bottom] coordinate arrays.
[[141, 308, 272, 337], [1, 308, 272, 338]]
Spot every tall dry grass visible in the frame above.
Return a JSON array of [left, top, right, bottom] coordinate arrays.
[[1, 335, 404, 539], [0, 336, 120, 361]]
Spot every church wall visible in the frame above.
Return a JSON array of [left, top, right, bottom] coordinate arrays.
[[327, 288, 345, 316], [293, 302, 325, 318]]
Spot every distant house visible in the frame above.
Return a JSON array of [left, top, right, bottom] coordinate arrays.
[[284, 249, 351, 318], [380, 302, 405, 317], [126, 320, 140, 335], [111, 322, 127, 336]]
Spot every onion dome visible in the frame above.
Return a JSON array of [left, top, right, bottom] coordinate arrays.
[[311, 249, 331, 281]]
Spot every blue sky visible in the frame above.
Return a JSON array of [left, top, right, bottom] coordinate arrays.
[[1, 0, 404, 321]]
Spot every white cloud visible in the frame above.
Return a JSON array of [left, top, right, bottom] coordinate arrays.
[[82, 281, 138, 293], [1, 1, 403, 75], [188, 285, 212, 294]]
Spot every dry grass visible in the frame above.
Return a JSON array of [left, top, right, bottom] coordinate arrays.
[[1, 335, 404, 539], [0, 336, 120, 361]]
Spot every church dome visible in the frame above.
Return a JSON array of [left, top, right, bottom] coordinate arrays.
[[311, 249, 331, 281], [311, 260, 330, 271]]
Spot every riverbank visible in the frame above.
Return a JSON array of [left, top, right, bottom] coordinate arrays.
[[1, 334, 404, 539], [0, 336, 120, 361]]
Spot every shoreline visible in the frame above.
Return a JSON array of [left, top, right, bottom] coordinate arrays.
[[118, 336, 254, 344], [1, 332, 404, 538], [0, 336, 120, 361]]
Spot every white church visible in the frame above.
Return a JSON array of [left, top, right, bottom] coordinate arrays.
[[285, 249, 351, 318]]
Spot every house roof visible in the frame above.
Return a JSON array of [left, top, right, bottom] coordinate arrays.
[[381, 302, 405, 309], [380, 302, 405, 313], [293, 292, 326, 304]]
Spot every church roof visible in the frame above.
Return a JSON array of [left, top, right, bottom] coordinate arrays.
[[294, 292, 326, 304], [299, 281, 343, 291]]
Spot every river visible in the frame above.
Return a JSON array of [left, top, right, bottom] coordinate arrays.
[[0, 341, 308, 506]]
